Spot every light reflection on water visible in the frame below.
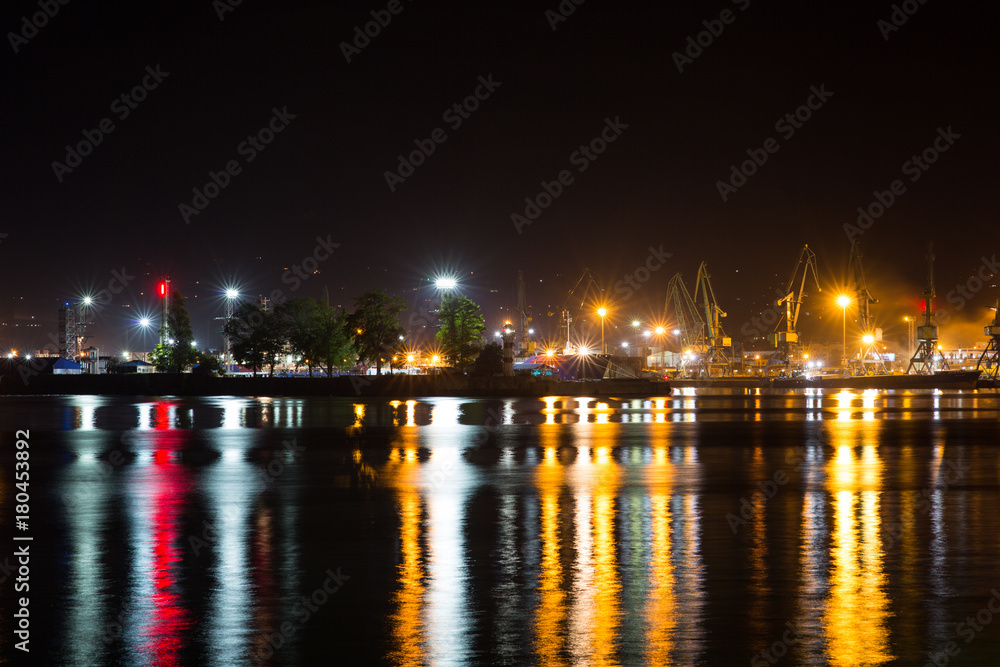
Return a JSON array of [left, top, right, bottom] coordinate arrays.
[[3, 390, 1000, 665]]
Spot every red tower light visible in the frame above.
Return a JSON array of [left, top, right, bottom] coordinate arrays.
[[159, 282, 166, 297]]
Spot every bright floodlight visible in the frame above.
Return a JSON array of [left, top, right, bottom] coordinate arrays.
[[435, 277, 457, 290], [632, 320, 640, 327], [621, 342, 629, 348], [597, 307, 607, 317], [225, 288, 239, 299], [837, 295, 851, 308], [83, 296, 93, 306], [139, 318, 151, 328], [655, 326, 665, 335], [673, 328, 681, 335], [862, 334, 875, 345]]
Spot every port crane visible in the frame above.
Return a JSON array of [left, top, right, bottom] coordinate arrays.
[[664, 272, 705, 375], [976, 299, 1000, 380], [693, 262, 734, 377], [846, 239, 889, 376], [907, 242, 948, 374], [765, 244, 821, 376], [549, 268, 602, 353]]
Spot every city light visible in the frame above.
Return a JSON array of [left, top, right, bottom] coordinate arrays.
[[435, 277, 457, 290]]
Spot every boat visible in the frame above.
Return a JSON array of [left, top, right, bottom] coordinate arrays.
[[770, 369, 982, 390]]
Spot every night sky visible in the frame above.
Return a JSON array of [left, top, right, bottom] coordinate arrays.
[[2, 0, 997, 355]]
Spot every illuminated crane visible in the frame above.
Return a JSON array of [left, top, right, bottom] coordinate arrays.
[[550, 268, 602, 353], [976, 299, 1000, 380], [846, 239, 889, 376], [693, 262, 733, 377], [765, 244, 821, 376], [664, 272, 704, 352], [906, 242, 948, 374]]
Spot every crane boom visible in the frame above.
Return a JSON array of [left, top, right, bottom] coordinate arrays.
[[765, 244, 821, 376]]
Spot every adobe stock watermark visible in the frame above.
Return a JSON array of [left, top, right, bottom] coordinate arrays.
[[924, 588, 1000, 667], [280, 235, 340, 292], [51, 65, 170, 183], [18, 266, 134, 385], [716, 84, 833, 202], [878, 0, 930, 41], [726, 444, 825, 534], [511, 116, 628, 234], [213, 0, 244, 21], [843, 126, 960, 242], [178, 106, 297, 224], [881, 455, 969, 552], [939, 253, 998, 322], [340, 0, 411, 63], [7, 0, 72, 54], [384, 74, 501, 192], [613, 246, 673, 300], [740, 286, 790, 339], [672, 0, 752, 73], [545, 0, 587, 31], [750, 621, 804, 667], [251, 567, 350, 665], [190, 437, 305, 556]]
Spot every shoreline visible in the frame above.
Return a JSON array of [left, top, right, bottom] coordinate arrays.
[[0, 373, 673, 398]]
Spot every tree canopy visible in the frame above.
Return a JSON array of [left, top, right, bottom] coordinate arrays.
[[222, 300, 285, 376], [436, 293, 485, 368], [346, 289, 406, 375], [150, 290, 200, 372]]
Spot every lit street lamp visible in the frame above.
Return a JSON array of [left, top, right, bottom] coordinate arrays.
[[597, 307, 608, 354], [837, 294, 851, 370], [224, 288, 239, 372]]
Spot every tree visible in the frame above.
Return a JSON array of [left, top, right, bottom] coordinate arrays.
[[436, 293, 486, 369], [346, 289, 406, 375], [277, 297, 354, 377], [150, 290, 199, 372], [223, 301, 285, 376], [280, 297, 321, 376], [311, 302, 354, 377], [471, 341, 503, 376]]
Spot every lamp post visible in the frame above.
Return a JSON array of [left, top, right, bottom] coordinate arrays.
[[837, 295, 851, 371], [223, 289, 239, 372], [597, 307, 608, 354]]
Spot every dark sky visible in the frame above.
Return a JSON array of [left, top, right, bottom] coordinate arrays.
[[2, 0, 998, 354]]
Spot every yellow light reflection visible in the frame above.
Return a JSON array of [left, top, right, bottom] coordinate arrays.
[[386, 424, 425, 666], [535, 439, 567, 665], [644, 447, 675, 662], [823, 419, 893, 665]]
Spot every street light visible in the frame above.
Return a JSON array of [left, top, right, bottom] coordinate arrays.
[[435, 277, 457, 290], [837, 294, 851, 370], [597, 307, 608, 354], [224, 289, 239, 372]]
